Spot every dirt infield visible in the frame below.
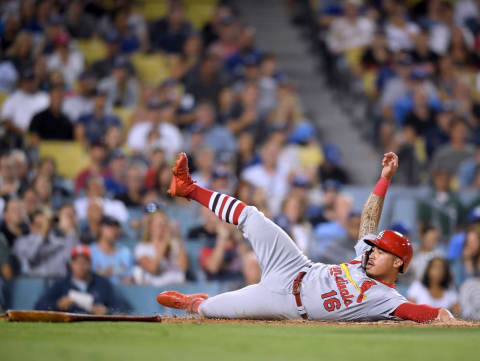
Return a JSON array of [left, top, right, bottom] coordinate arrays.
[[161, 316, 480, 328]]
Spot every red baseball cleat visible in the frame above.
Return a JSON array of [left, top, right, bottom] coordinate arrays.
[[168, 153, 196, 199], [156, 291, 209, 313]]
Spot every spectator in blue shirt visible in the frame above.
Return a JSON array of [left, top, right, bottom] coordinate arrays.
[[35, 245, 118, 314], [90, 216, 133, 284], [76, 89, 121, 145]]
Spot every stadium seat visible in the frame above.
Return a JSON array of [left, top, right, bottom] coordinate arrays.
[[10, 278, 47, 310], [131, 53, 171, 86], [75, 38, 107, 67], [38, 141, 90, 179], [0, 92, 8, 108], [112, 107, 134, 128]]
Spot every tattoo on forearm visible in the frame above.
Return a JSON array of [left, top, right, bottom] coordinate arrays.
[[358, 193, 385, 240]]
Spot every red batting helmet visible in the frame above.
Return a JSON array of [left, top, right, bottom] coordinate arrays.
[[364, 230, 413, 273]]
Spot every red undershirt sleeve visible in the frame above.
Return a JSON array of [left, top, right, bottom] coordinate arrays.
[[393, 302, 440, 323]]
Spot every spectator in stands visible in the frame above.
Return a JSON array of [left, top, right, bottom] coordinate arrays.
[[171, 34, 203, 82], [149, 4, 193, 54], [227, 82, 260, 136], [417, 167, 464, 239], [451, 225, 480, 286], [1, 68, 49, 148], [209, 14, 240, 61], [46, 31, 84, 89], [189, 101, 236, 155], [407, 257, 459, 315], [76, 90, 122, 145], [198, 207, 259, 284], [0, 14, 20, 53], [319, 144, 349, 184], [79, 198, 103, 245], [98, 57, 138, 109], [21, 187, 39, 218], [184, 53, 229, 104], [107, 8, 141, 54], [133, 203, 187, 286], [75, 142, 108, 193], [459, 277, 480, 320], [89, 32, 124, 79], [90, 216, 133, 284], [13, 205, 78, 277], [35, 245, 117, 314], [409, 226, 444, 281], [384, 3, 419, 52], [29, 86, 74, 142], [275, 194, 313, 254], [10, 150, 30, 195], [104, 150, 127, 197], [144, 148, 166, 190], [190, 148, 214, 189], [326, 0, 374, 54], [115, 163, 146, 208], [392, 124, 423, 185], [5, 31, 34, 74], [0, 233, 13, 282], [37, 157, 72, 200], [0, 197, 28, 248], [457, 145, 480, 188], [310, 211, 360, 265], [0, 153, 20, 197], [235, 131, 259, 177], [74, 176, 128, 223], [201, 5, 233, 48], [32, 174, 59, 212], [65, 0, 96, 39], [431, 118, 475, 175], [62, 70, 95, 123], [241, 139, 290, 215], [425, 106, 452, 159], [126, 100, 183, 161]]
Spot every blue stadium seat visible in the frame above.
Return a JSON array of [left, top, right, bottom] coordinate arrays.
[[10, 278, 47, 310]]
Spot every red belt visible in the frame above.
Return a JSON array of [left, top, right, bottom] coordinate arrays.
[[292, 271, 308, 320]]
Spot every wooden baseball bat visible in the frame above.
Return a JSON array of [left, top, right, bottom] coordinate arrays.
[[5, 310, 162, 323]]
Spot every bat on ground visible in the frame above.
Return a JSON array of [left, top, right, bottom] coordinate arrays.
[[2, 310, 162, 323]]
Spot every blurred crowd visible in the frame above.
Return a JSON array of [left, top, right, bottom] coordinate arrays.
[[0, 0, 479, 320]]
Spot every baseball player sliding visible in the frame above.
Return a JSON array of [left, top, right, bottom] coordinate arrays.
[[157, 152, 456, 322]]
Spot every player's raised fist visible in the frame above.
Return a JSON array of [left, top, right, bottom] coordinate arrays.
[[381, 152, 398, 180]]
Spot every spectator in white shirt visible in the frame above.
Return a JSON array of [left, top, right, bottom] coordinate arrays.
[[241, 138, 290, 215], [126, 101, 183, 161], [326, 0, 374, 54], [1, 69, 49, 145], [407, 257, 460, 316], [62, 71, 96, 123], [385, 3, 420, 52], [46, 32, 84, 90], [74, 176, 128, 224]]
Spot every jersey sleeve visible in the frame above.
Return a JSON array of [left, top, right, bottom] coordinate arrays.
[[393, 302, 440, 323], [354, 234, 377, 258]]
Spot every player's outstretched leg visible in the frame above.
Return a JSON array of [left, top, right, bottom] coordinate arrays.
[[156, 291, 209, 313], [168, 152, 247, 226]]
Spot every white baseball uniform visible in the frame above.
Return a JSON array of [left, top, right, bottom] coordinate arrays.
[[199, 206, 407, 321]]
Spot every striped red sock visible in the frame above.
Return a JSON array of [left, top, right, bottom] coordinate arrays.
[[190, 185, 246, 225]]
